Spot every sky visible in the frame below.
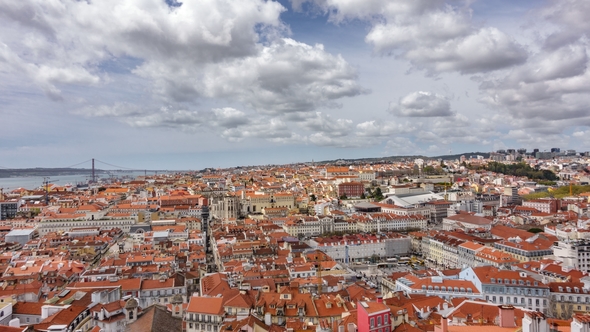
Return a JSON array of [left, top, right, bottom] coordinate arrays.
[[1, 0, 590, 170]]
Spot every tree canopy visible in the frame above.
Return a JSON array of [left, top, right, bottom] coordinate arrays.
[[486, 162, 558, 181]]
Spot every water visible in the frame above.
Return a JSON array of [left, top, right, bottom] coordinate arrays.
[[0, 171, 149, 191]]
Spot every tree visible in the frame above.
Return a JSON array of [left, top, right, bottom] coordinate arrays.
[[360, 193, 366, 199], [310, 194, 316, 201], [340, 194, 348, 200], [423, 166, 435, 174], [373, 187, 384, 201]]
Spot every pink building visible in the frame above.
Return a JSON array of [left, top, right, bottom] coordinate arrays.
[[357, 301, 391, 332]]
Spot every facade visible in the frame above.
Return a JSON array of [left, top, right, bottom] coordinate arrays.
[[548, 282, 590, 319], [0, 201, 18, 220], [493, 235, 555, 263], [503, 186, 520, 206], [356, 213, 428, 232], [185, 296, 225, 332], [523, 199, 559, 214], [211, 194, 240, 220], [37, 218, 136, 236], [553, 239, 590, 273], [307, 234, 411, 262], [5, 229, 36, 246], [337, 182, 365, 198], [357, 301, 391, 332], [242, 192, 296, 215], [460, 266, 550, 314], [394, 275, 482, 300], [457, 241, 484, 269]]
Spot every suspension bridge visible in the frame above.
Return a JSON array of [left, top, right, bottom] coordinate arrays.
[[0, 158, 166, 190]]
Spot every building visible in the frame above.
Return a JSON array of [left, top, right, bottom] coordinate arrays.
[[5, 229, 36, 246], [442, 213, 493, 232], [0, 201, 18, 220], [460, 266, 550, 314], [503, 186, 520, 206], [37, 218, 136, 236], [553, 239, 590, 273], [185, 296, 225, 332], [357, 301, 391, 332], [306, 233, 411, 263], [338, 182, 365, 198], [457, 241, 484, 269], [548, 282, 590, 319], [394, 275, 482, 300], [523, 199, 560, 214], [493, 234, 555, 263], [241, 192, 295, 215]]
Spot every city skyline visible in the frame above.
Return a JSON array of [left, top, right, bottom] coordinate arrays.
[[2, 0, 590, 170]]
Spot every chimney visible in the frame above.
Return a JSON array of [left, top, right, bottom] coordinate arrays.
[[440, 316, 448, 332], [377, 295, 383, 303], [498, 305, 516, 328]]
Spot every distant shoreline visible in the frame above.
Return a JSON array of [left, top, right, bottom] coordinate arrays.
[[0, 168, 104, 179]]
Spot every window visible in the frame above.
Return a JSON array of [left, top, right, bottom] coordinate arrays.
[[371, 318, 375, 328], [384, 315, 388, 324], [378, 317, 382, 326]]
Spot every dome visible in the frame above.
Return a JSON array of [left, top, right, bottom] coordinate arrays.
[[125, 297, 139, 309], [171, 293, 183, 304]]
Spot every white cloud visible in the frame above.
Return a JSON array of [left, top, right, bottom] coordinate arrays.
[[220, 118, 293, 142], [389, 91, 452, 117], [0, 0, 364, 112], [199, 39, 366, 114], [0, 0, 371, 156], [73, 103, 145, 118], [355, 120, 415, 137], [384, 137, 420, 155], [299, 112, 353, 137], [539, 0, 590, 50], [479, 42, 590, 132], [293, 0, 527, 74]]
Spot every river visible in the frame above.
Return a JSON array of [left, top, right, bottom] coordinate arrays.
[[0, 171, 149, 191]]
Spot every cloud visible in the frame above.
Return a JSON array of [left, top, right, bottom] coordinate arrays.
[[355, 120, 415, 137], [478, 42, 590, 132], [389, 91, 452, 117], [292, 0, 527, 74], [299, 112, 353, 137], [199, 39, 366, 114], [307, 132, 370, 148], [0, 0, 364, 112], [219, 118, 294, 142], [212, 108, 250, 129], [73, 103, 145, 118], [384, 137, 420, 155], [539, 0, 590, 50]]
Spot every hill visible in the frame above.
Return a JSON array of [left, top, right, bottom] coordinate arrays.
[[317, 152, 491, 165]]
